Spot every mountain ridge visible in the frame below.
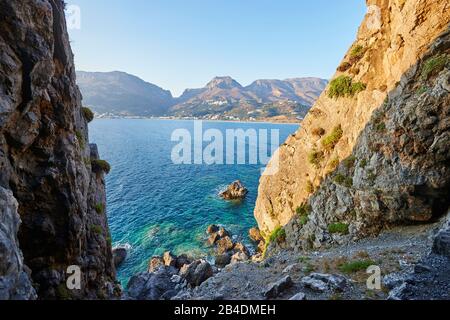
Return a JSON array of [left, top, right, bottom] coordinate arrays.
[[76, 71, 327, 121]]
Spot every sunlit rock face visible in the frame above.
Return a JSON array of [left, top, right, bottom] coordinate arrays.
[[254, 0, 450, 239]]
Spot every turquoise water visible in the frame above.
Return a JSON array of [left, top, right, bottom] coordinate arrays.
[[89, 119, 298, 284]]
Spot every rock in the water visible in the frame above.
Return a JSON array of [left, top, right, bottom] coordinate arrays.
[[112, 246, 128, 268], [216, 236, 234, 255], [148, 256, 164, 273], [263, 275, 293, 299], [163, 251, 177, 267], [289, 292, 307, 300], [233, 242, 250, 256], [179, 260, 214, 287], [207, 225, 220, 234], [220, 180, 248, 200]]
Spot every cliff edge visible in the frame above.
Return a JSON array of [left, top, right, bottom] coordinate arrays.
[[0, 0, 119, 299]]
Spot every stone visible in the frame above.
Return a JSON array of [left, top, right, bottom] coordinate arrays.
[[289, 292, 307, 300], [263, 275, 293, 299], [219, 180, 248, 200], [175, 254, 192, 269], [249, 227, 264, 242], [216, 236, 234, 255], [301, 277, 328, 292], [163, 251, 177, 267], [179, 260, 214, 287], [112, 247, 128, 268], [414, 263, 432, 273], [282, 264, 298, 274], [207, 233, 220, 245], [207, 225, 220, 234], [230, 252, 249, 264], [233, 242, 250, 256], [307, 273, 348, 291], [217, 227, 230, 238], [126, 267, 178, 300], [148, 256, 164, 273], [215, 253, 232, 268]]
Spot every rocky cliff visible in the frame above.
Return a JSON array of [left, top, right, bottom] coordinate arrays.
[[255, 0, 450, 240], [0, 0, 119, 299]]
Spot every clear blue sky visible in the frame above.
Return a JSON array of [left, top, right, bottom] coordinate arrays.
[[67, 0, 367, 97]]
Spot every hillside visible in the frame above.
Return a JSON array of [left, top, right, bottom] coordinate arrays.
[[170, 76, 328, 121], [76, 71, 174, 116]]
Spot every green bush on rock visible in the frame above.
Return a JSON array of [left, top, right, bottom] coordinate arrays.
[[91, 159, 111, 174], [328, 222, 349, 235], [328, 75, 366, 99], [82, 107, 95, 123]]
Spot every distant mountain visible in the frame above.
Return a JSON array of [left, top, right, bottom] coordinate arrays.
[[76, 71, 174, 116], [170, 76, 328, 121], [76, 71, 327, 121]]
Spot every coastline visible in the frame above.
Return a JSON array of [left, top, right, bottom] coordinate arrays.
[[93, 116, 302, 126]]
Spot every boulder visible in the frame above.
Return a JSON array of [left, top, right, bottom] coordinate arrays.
[[148, 256, 164, 273], [231, 252, 249, 264], [126, 267, 178, 300], [215, 253, 232, 268], [179, 260, 214, 287], [263, 275, 293, 299], [175, 254, 192, 269], [217, 227, 230, 238], [216, 236, 234, 255], [163, 251, 177, 267], [249, 227, 264, 243], [301, 273, 347, 292], [219, 180, 248, 200], [112, 247, 128, 268], [233, 242, 250, 256], [207, 224, 220, 234], [207, 233, 220, 245]]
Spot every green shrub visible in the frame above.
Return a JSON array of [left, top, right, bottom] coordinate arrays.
[[82, 107, 95, 122], [305, 181, 314, 194], [328, 157, 340, 171], [75, 131, 85, 149], [308, 150, 324, 168], [322, 125, 343, 151], [91, 159, 111, 174], [296, 204, 311, 226], [328, 75, 367, 99], [339, 259, 376, 274], [349, 45, 366, 62], [416, 86, 428, 95], [333, 174, 353, 188], [375, 122, 386, 132], [94, 203, 105, 214], [359, 159, 368, 168], [421, 54, 449, 80], [268, 226, 286, 244], [343, 156, 356, 169], [91, 224, 103, 235], [328, 223, 349, 235], [337, 61, 352, 72]]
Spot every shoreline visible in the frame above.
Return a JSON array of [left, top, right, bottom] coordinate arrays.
[[93, 117, 302, 126]]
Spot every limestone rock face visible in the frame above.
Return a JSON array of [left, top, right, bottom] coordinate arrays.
[[0, 187, 36, 300], [0, 0, 119, 299], [254, 0, 450, 235]]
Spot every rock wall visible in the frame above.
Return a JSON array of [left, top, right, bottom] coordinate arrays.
[[0, 0, 119, 299], [255, 0, 450, 236]]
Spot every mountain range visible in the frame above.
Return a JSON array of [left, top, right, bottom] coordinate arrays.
[[76, 71, 327, 121]]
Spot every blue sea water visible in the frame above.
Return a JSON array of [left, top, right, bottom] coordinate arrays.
[[89, 119, 298, 284]]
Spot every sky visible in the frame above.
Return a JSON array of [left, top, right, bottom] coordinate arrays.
[[67, 0, 367, 97]]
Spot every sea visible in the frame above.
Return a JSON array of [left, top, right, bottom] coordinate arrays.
[[89, 119, 298, 284]]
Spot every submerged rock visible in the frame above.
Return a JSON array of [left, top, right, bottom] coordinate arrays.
[[219, 180, 248, 200]]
